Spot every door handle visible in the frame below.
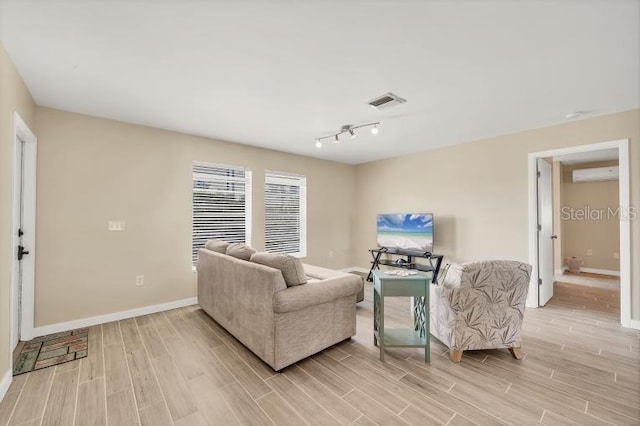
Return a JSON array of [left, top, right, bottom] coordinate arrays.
[[551, 235, 558, 240], [17, 245, 30, 261]]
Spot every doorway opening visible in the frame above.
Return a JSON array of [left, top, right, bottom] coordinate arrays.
[[550, 153, 621, 320], [10, 112, 37, 364], [527, 139, 632, 328]]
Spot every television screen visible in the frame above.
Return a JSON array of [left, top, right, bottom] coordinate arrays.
[[377, 213, 433, 252]]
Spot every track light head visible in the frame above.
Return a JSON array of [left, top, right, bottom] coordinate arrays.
[[315, 121, 380, 147]]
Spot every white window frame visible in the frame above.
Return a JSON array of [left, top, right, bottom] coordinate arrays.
[[192, 161, 252, 265], [264, 171, 307, 257]]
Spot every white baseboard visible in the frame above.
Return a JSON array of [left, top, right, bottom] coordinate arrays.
[[558, 266, 620, 277], [0, 370, 12, 404], [629, 320, 640, 330], [24, 297, 198, 340], [579, 267, 620, 277], [340, 266, 369, 274]]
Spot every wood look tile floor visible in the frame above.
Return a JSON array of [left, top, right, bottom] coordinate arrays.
[[1, 281, 638, 425]]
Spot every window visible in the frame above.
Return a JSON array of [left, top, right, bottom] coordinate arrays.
[[264, 171, 306, 257], [192, 161, 252, 264]]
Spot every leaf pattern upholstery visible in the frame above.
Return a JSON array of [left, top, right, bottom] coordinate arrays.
[[430, 260, 532, 351]]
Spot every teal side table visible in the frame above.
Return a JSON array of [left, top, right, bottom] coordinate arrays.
[[372, 269, 431, 362]]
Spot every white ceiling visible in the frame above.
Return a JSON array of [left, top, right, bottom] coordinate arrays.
[[1, 1, 638, 165]]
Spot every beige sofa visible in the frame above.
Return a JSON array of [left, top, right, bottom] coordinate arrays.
[[197, 247, 363, 371]]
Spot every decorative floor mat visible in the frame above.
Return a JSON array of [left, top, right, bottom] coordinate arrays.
[[13, 328, 88, 375]]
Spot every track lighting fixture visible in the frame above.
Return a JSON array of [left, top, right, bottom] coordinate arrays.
[[315, 121, 380, 148]]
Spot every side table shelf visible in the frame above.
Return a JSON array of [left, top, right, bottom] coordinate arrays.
[[372, 269, 431, 362]]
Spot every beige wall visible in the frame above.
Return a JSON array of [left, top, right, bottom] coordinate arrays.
[[2, 52, 639, 385], [353, 109, 639, 319], [561, 161, 620, 272], [0, 44, 36, 383], [34, 107, 356, 327]]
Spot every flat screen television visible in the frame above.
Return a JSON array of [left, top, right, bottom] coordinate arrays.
[[376, 213, 433, 252]]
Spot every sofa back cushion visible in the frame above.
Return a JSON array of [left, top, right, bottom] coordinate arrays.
[[226, 243, 256, 261], [250, 252, 307, 287], [205, 239, 229, 254]]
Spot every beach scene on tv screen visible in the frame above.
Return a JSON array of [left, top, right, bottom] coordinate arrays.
[[377, 213, 433, 251]]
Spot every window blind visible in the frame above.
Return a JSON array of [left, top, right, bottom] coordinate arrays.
[[264, 171, 306, 257], [192, 161, 252, 264]]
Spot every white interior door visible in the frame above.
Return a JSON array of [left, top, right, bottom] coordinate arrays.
[[11, 113, 37, 347], [10, 138, 25, 349], [537, 158, 554, 306]]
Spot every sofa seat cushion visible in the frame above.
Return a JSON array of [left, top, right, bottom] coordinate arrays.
[[304, 264, 365, 303], [226, 243, 256, 261], [303, 264, 348, 280], [250, 252, 307, 287], [205, 239, 229, 254]]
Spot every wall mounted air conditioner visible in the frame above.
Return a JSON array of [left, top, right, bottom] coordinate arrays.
[[572, 166, 619, 183]]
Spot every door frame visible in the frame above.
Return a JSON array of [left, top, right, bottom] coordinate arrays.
[[527, 139, 631, 328], [10, 112, 37, 353]]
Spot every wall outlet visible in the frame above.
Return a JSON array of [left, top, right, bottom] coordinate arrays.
[[135, 275, 144, 286], [108, 220, 126, 231], [586, 249, 593, 256], [613, 252, 620, 259]]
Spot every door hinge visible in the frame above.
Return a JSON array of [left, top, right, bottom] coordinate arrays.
[[18, 228, 23, 237], [537, 224, 542, 231], [538, 278, 542, 286], [537, 171, 541, 178]]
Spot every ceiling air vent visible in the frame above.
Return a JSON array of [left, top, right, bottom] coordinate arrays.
[[368, 92, 407, 111]]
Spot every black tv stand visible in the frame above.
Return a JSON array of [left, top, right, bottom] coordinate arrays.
[[367, 247, 443, 284]]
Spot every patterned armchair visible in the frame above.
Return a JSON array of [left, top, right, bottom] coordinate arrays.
[[429, 260, 532, 362]]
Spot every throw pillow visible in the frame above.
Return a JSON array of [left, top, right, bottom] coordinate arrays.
[[250, 252, 307, 287], [205, 239, 229, 254], [226, 243, 256, 261]]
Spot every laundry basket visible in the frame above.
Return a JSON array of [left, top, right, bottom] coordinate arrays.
[[565, 257, 583, 273]]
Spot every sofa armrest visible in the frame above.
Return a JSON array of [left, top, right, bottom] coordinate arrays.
[[273, 274, 363, 314]]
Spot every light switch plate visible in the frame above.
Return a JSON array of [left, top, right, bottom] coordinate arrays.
[[108, 220, 126, 231]]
